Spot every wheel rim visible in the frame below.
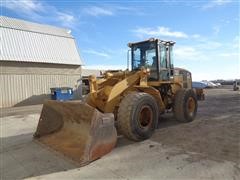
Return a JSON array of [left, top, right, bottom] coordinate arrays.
[[187, 97, 195, 116], [138, 105, 153, 128]]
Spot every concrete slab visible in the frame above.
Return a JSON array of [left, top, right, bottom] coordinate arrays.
[[26, 140, 238, 180]]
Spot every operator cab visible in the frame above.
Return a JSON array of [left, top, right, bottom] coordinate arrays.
[[128, 38, 175, 81]]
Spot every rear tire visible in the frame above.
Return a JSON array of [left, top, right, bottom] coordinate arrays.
[[117, 92, 159, 141], [173, 89, 198, 123]]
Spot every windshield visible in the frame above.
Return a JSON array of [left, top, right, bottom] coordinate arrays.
[[132, 42, 157, 70]]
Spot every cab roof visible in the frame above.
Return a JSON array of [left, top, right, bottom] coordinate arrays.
[[128, 38, 175, 47]]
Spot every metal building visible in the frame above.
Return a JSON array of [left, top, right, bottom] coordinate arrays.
[[0, 16, 83, 108]]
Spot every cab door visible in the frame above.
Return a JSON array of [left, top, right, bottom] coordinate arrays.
[[159, 45, 171, 81]]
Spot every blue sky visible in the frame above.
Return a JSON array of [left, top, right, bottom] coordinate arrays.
[[1, 0, 239, 80]]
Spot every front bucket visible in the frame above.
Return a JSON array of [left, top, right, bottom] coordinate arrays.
[[34, 100, 117, 166]]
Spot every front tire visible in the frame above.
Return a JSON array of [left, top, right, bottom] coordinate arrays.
[[117, 92, 159, 141], [173, 89, 198, 123]]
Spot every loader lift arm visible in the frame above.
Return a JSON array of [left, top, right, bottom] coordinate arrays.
[[86, 68, 166, 113]]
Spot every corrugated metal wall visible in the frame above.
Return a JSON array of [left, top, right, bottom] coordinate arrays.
[[0, 62, 82, 108], [1, 27, 82, 65], [1, 16, 73, 38]]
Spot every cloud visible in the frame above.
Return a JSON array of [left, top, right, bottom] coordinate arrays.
[[83, 6, 114, 17], [2, 0, 44, 12], [202, 0, 232, 9], [57, 12, 76, 28], [174, 39, 237, 64], [174, 46, 208, 61], [219, 52, 239, 57], [132, 26, 189, 38], [57, 12, 75, 23], [1, 0, 78, 29], [232, 36, 239, 49], [82, 5, 144, 17], [174, 42, 239, 80], [195, 41, 222, 50], [192, 66, 239, 81], [83, 49, 111, 58], [192, 34, 201, 39], [112, 5, 145, 16], [1, 0, 44, 18], [213, 26, 220, 35]]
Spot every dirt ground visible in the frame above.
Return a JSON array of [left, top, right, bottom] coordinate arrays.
[[0, 86, 239, 179], [152, 86, 240, 164]]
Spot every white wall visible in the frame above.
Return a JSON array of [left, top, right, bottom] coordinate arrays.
[[0, 61, 82, 107]]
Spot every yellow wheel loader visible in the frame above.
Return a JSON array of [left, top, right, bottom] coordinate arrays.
[[34, 38, 198, 166]]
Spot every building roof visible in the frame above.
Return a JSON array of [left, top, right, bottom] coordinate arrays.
[[82, 69, 103, 77], [0, 16, 82, 65]]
